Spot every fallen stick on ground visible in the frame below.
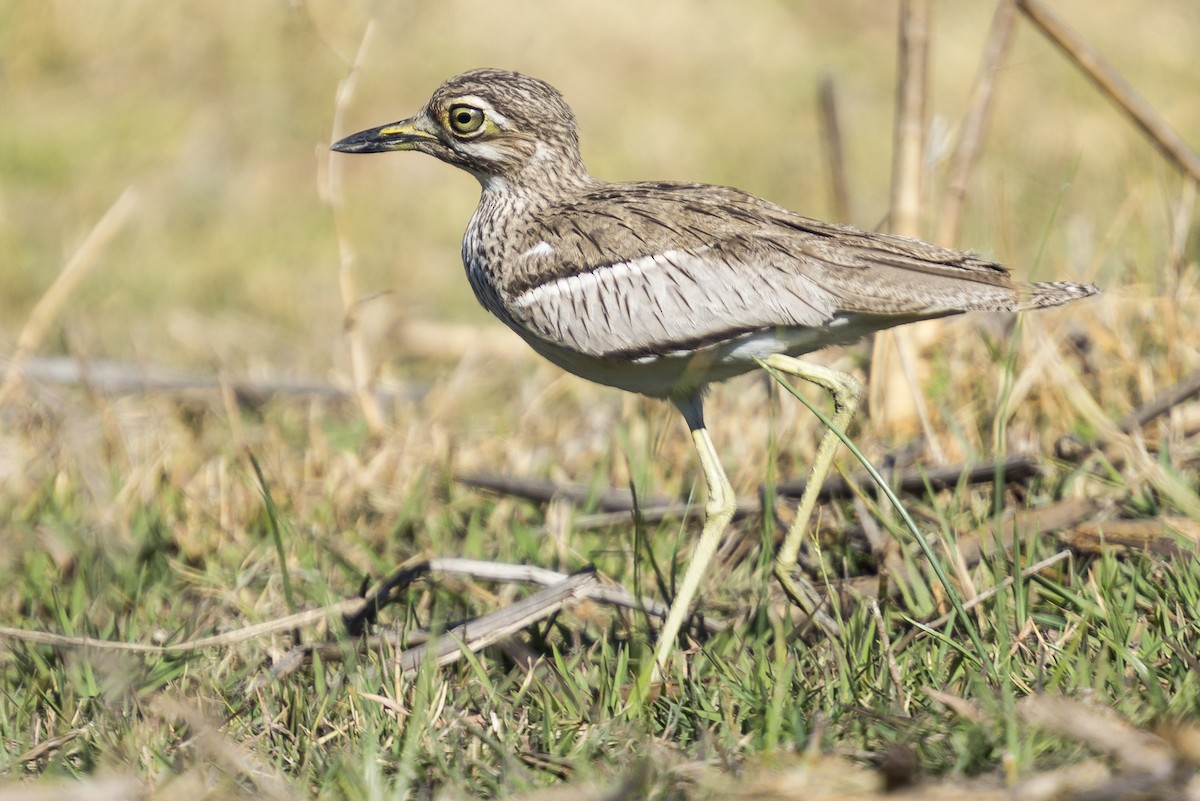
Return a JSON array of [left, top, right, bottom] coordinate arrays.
[[343, 556, 721, 636], [395, 569, 598, 674], [457, 454, 1042, 525], [7, 355, 424, 406]]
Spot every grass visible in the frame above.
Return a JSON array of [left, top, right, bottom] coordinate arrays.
[[2, 1, 1200, 798]]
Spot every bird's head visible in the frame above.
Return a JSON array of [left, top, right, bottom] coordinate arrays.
[[332, 68, 590, 193]]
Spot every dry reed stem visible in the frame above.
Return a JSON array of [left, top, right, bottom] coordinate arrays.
[[890, 0, 930, 239], [817, 73, 851, 223], [870, 0, 939, 445], [1018, 0, 1200, 185], [0, 188, 138, 407], [326, 20, 385, 435], [936, 0, 1018, 247]]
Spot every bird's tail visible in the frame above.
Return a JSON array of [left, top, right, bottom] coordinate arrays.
[[1017, 280, 1101, 310]]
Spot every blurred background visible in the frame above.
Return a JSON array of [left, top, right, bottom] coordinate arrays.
[[2, 0, 1195, 379], [2, 0, 1199, 535]]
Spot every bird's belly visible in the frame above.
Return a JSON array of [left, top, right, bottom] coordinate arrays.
[[510, 320, 880, 399]]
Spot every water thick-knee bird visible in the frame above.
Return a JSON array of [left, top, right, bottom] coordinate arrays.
[[331, 68, 1099, 688]]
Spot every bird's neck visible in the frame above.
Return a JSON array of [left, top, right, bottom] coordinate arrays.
[[474, 140, 595, 205]]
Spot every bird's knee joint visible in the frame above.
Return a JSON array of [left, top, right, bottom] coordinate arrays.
[[833, 372, 863, 410], [705, 491, 736, 522]]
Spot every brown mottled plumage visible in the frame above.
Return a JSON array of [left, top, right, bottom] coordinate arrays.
[[334, 68, 1096, 400], [332, 68, 1098, 690]]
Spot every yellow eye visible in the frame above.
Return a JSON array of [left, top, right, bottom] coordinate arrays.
[[448, 104, 485, 135]]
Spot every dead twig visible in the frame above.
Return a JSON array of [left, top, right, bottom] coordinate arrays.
[[949, 496, 1100, 574], [0, 603, 358, 654], [1115, 368, 1200, 437], [1041, 329, 1200, 521], [834, 496, 1099, 619], [0, 556, 717, 661], [455, 473, 674, 513], [6, 727, 91, 770], [1059, 516, 1198, 557], [1020, 695, 1184, 787], [773, 453, 1041, 500]]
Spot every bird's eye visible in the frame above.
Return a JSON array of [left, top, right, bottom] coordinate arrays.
[[448, 104, 485, 135]]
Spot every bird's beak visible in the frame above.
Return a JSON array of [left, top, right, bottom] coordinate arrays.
[[330, 117, 437, 154]]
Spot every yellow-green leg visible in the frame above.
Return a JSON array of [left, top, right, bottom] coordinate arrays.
[[764, 355, 862, 619], [634, 394, 736, 699], [632, 360, 860, 704]]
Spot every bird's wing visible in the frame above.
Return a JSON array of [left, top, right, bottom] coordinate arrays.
[[503, 182, 1079, 360]]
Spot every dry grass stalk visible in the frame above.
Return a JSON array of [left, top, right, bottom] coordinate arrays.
[[892, 550, 1071, 654], [0, 188, 138, 407], [871, 599, 909, 714], [326, 20, 386, 435], [1017, 0, 1200, 185], [1019, 695, 1188, 790], [936, 0, 1018, 247]]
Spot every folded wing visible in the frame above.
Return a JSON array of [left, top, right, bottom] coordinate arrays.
[[505, 182, 1097, 360]]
